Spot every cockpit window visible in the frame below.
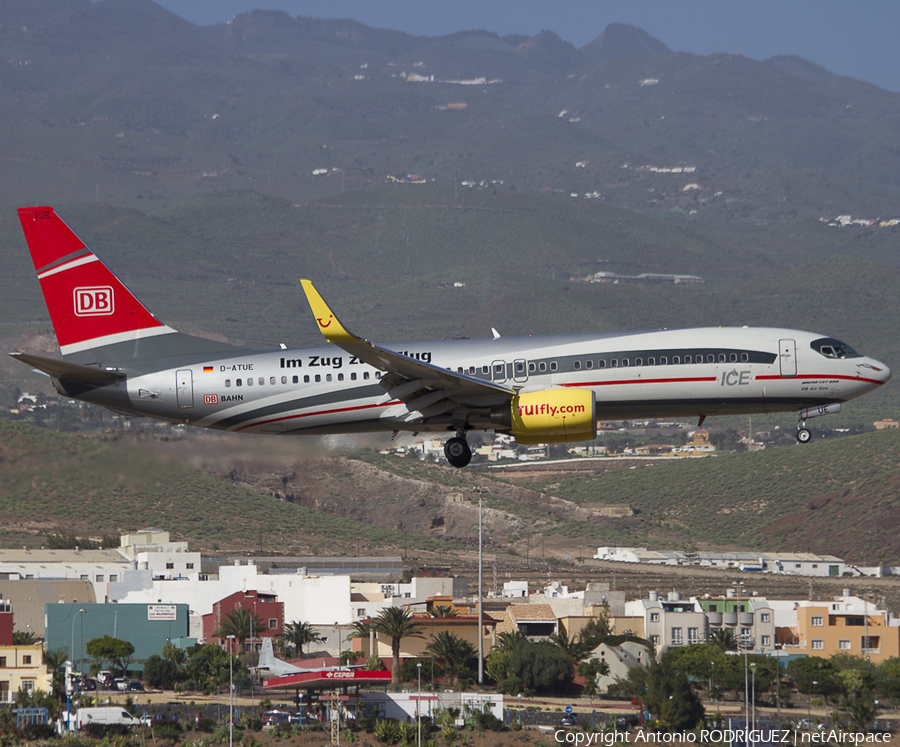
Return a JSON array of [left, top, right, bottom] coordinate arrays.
[[811, 337, 861, 359]]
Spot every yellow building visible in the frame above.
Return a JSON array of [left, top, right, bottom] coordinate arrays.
[[790, 599, 900, 664], [0, 644, 52, 703]]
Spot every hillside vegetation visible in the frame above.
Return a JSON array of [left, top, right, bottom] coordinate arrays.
[[1, 420, 899, 565]]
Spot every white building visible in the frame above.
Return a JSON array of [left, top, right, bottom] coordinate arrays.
[[0, 549, 132, 603], [109, 560, 353, 631]]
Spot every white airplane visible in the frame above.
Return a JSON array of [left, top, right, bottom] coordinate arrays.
[[254, 637, 341, 676], [12, 206, 891, 467]]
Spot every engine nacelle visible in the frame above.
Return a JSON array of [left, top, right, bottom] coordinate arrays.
[[509, 388, 597, 444]]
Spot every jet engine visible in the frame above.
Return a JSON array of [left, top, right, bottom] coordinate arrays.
[[507, 388, 597, 444]]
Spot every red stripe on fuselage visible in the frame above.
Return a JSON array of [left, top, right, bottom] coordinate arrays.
[[562, 376, 717, 388], [755, 374, 885, 385], [233, 400, 402, 432]]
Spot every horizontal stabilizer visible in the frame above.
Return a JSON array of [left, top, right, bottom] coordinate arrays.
[[9, 352, 126, 385]]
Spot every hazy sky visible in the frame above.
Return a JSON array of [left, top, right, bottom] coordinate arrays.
[[156, 0, 900, 92]]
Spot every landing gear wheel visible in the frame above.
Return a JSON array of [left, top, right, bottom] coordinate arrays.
[[796, 428, 812, 444], [444, 437, 472, 468]]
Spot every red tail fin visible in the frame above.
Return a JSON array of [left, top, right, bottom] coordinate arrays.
[[18, 206, 175, 358]]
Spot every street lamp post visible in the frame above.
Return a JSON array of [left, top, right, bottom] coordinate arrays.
[[69, 608, 86, 733], [477, 489, 484, 687], [750, 662, 756, 747], [227, 635, 235, 747], [417, 662, 422, 747]]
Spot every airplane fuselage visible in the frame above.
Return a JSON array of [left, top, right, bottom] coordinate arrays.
[[71, 326, 887, 436]]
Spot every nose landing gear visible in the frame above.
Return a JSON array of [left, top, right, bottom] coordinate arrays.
[[795, 402, 842, 444], [444, 436, 472, 468]]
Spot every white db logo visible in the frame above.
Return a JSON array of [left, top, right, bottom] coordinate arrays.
[[74, 287, 115, 316]]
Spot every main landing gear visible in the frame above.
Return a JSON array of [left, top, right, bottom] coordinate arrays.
[[796, 424, 812, 444], [444, 436, 472, 468]]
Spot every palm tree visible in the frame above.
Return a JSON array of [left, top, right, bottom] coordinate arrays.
[[279, 620, 325, 658], [213, 608, 268, 653], [348, 620, 375, 658], [426, 631, 476, 688], [493, 630, 526, 652], [373, 607, 423, 689], [43, 648, 69, 703], [708, 628, 737, 652], [431, 605, 457, 618]]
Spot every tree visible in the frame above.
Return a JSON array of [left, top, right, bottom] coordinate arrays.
[[213, 608, 268, 653], [645, 661, 705, 732], [578, 658, 610, 698], [85, 635, 135, 677], [278, 620, 325, 658], [506, 641, 574, 694], [373, 607, 424, 689], [143, 654, 186, 690], [184, 643, 239, 692], [425, 631, 476, 688], [348, 620, 376, 658], [431, 605, 457, 618]]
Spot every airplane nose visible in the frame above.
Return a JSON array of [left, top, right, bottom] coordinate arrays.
[[870, 358, 892, 384]]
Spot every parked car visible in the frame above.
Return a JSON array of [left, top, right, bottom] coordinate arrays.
[[78, 677, 97, 692], [96, 671, 116, 689], [126, 680, 145, 692], [262, 711, 291, 726]]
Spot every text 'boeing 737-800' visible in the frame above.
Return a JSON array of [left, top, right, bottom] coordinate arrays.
[[11, 207, 891, 467]]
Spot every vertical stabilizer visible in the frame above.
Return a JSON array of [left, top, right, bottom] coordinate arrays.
[[17, 206, 176, 361]]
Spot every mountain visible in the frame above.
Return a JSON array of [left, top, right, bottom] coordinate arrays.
[[580, 23, 671, 62], [2, 0, 899, 222]]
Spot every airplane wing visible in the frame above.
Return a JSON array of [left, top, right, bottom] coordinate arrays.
[[300, 280, 515, 424]]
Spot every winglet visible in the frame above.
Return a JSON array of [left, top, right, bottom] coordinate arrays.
[[300, 279, 360, 344]]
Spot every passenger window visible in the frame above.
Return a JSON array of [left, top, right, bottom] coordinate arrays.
[[528, 362, 536, 373], [338, 373, 344, 381], [304, 375, 310, 383], [574, 361, 581, 370], [376, 372, 382, 379], [634, 358, 642, 367], [225, 379, 231, 388], [718, 354, 726, 363], [280, 376, 286, 384], [598, 360, 606, 368], [549, 362, 558, 372], [247, 378, 254, 386], [292, 375, 298, 384], [351, 372, 357, 381], [515, 362, 525, 373], [482, 366, 490, 375], [315, 374, 321, 383], [469, 366, 476, 375], [494, 364, 504, 376], [647, 357, 655, 366], [729, 354, 737, 362], [684, 355, 691, 364], [660, 356, 667, 365], [741, 353, 749, 362], [707, 355, 715, 363], [270, 377, 276, 385], [326, 374, 332, 382], [457, 367, 463, 373], [611, 359, 618, 368], [621, 358, 629, 367], [586, 360, 594, 370], [364, 372, 370, 380], [539, 362, 547, 372]]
